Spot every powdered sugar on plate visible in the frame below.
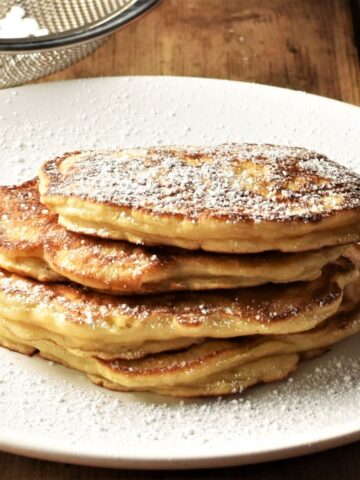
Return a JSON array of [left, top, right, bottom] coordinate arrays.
[[0, 77, 359, 467], [1, 338, 360, 465]]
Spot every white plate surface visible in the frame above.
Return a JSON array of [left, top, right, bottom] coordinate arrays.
[[0, 76, 359, 469]]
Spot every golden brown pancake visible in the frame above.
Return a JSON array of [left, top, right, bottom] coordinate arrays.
[[0, 296, 359, 397], [0, 256, 356, 359], [0, 318, 299, 397], [39, 144, 360, 253], [83, 303, 360, 396], [0, 180, 346, 293]]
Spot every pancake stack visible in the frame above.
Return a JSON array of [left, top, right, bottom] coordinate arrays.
[[0, 143, 359, 397]]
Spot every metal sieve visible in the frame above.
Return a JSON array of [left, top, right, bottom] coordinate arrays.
[[0, 0, 160, 88]]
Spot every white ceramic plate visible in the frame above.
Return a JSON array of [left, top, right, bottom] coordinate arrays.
[[0, 76, 359, 469]]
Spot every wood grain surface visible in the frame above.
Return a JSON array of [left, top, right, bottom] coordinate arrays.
[[2, 0, 360, 478], [45, 0, 360, 105]]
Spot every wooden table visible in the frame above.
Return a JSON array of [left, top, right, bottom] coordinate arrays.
[[1, 0, 360, 478]]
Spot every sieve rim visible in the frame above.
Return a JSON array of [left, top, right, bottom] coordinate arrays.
[[0, 0, 161, 52]]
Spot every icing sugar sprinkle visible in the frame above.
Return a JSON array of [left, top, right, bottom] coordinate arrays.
[[44, 144, 360, 223], [0, 346, 360, 460], [0, 6, 49, 38]]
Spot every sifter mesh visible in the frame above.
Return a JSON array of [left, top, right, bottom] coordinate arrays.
[[0, 0, 159, 88]]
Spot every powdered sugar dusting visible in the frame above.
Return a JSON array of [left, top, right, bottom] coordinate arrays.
[[0, 6, 49, 38], [43, 144, 360, 223], [1, 340, 360, 464]]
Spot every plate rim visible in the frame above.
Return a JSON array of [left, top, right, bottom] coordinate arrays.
[[1, 418, 360, 469], [1, 74, 360, 112]]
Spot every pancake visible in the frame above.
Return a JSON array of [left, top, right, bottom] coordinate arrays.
[[0, 256, 356, 359], [0, 319, 299, 397], [0, 296, 359, 397], [0, 180, 346, 294], [83, 303, 360, 396], [38, 144, 360, 253]]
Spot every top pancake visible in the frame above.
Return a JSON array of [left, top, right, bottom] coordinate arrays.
[[0, 180, 346, 294], [38, 144, 360, 253]]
